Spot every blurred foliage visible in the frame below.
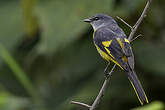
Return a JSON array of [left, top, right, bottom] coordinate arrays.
[[0, 0, 165, 110], [131, 101, 164, 110]]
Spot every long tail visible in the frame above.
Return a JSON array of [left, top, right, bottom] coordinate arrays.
[[126, 69, 149, 105]]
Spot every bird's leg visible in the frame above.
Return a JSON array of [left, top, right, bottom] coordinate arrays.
[[104, 62, 110, 78]]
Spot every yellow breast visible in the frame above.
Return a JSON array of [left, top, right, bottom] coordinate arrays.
[[95, 44, 112, 61], [94, 44, 123, 69]]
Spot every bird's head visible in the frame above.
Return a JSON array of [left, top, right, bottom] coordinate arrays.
[[84, 13, 116, 30]]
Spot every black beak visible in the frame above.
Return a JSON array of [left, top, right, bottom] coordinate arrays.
[[83, 18, 91, 23]]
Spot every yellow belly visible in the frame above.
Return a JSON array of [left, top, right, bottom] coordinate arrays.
[[95, 45, 111, 61], [95, 44, 123, 69]]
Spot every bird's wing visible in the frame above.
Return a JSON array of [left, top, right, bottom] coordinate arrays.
[[94, 28, 134, 70]]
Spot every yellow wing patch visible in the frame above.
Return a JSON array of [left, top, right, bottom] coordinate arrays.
[[122, 56, 128, 62], [104, 47, 115, 59], [102, 40, 112, 47], [95, 44, 123, 70], [116, 38, 130, 49], [116, 38, 123, 48], [124, 38, 130, 43]]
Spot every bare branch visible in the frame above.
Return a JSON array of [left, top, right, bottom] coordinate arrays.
[[71, 101, 91, 108], [131, 34, 143, 42], [90, 64, 116, 110], [128, 0, 152, 41], [116, 16, 132, 29]]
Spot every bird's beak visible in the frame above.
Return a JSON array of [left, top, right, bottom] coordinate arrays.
[[83, 18, 91, 23]]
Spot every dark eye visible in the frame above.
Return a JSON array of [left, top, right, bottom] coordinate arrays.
[[94, 17, 99, 21]]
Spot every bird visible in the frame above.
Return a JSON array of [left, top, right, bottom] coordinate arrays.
[[84, 13, 149, 105]]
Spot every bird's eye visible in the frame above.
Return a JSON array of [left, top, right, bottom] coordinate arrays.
[[94, 17, 99, 21]]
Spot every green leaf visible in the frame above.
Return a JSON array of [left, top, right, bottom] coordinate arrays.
[[0, 44, 41, 104]]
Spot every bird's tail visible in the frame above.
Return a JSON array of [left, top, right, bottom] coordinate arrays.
[[126, 69, 149, 105]]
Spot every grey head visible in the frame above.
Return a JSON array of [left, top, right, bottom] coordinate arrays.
[[84, 14, 117, 30]]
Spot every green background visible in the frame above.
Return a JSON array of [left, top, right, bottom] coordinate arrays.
[[0, 0, 165, 110]]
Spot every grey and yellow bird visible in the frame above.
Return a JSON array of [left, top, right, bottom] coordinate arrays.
[[84, 14, 148, 105]]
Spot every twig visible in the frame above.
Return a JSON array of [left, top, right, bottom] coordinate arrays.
[[131, 34, 142, 42], [128, 0, 152, 41], [116, 16, 133, 29], [71, 101, 91, 108], [71, 0, 152, 109]]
